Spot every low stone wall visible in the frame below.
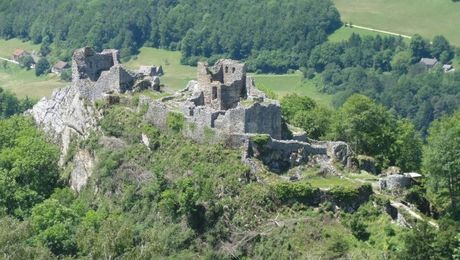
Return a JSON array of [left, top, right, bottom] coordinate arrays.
[[248, 135, 352, 172]]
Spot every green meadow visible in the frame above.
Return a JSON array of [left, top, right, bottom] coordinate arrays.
[[333, 0, 460, 46], [0, 39, 66, 99]]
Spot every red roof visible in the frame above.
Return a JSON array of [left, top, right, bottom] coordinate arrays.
[[13, 48, 27, 56]]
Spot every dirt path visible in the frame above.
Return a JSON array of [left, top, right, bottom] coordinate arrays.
[[0, 57, 19, 64], [344, 23, 412, 39], [343, 175, 439, 228]]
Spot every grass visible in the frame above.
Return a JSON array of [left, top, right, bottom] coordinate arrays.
[[0, 38, 40, 58], [333, 0, 460, 46], [329, 26, 410, 44], [0, 64, 66, 99], [307, 176, 359, 189], [250, 73, 332, 107], [329, 26, 388, 42], [0, 39, 66, 99], [124, 47, 196, 91], [125, 47, 332, 106]]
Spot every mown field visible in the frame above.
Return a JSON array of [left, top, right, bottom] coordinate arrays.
[[328, 25, 411, 44], [333, 0, 460, 46], [0, 65, 65, 99], [328, 26, 388, 43], [0, 39, 66, 99], [126, 47, 333, 106]]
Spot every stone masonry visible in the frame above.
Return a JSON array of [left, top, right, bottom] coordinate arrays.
[[30, 47, 354, 191]]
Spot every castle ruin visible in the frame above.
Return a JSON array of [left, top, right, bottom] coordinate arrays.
[[29, 47, 353, 190]]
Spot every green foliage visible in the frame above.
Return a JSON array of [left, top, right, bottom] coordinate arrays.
[[0, 87, 35, 118], [31, 199, 79, 255], [250, 134, 270, 146], [0, 0, 341, 73], [0, 216, 53, 258], [18, 55, 34, 69], [423, 111, 460, 214], [410, 34, 430, 62], [0, 116, 60, 218], [59, 68, 72, 82], [329, 184, 372, 206], [166, 111, 185, 133], [281, 94, 332, 139], [329, 94, 422, 171], [314, 32, 460, 135], [35, 58, 50, 76], [273, 181, 319, 204]]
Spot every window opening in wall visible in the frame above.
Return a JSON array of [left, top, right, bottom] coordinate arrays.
[[225, 66, 229, 73], [232, 67, 236, 73], [212, 86, 217, 99]]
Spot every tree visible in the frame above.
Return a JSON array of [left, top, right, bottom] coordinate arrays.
[[410, 34, 430, 63], [18, 55, 34, 70], [35, 58, 50, 76], [389, 119, 422, 172], [0, 116, 60, 218], [391, 50, 412, 75], [328, 94, 395, 167], [31, 199, 79, 255], [431, 35, 453, 62], [398, 222, 438, 260], [423, 111, 460, 212]]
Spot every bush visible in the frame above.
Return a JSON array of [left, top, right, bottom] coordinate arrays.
[[250, 134, 270, 146], [60, 69, 72, 82], [166, 112, 185, 133], [273, 181, 319, 204]]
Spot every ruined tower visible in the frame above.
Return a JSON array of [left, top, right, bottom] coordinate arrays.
[[197, 59, 247, 110]]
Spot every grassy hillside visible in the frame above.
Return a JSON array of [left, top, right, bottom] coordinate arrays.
[[0, 65, 65, 99], [126, 47, 333, 106], [328, 26, 411, 44], [0, 39, 40, 58], [0, 39, 66, 99], [333, 0, 460, 45]]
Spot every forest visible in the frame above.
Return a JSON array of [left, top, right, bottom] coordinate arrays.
[[306, 33, 460, 135], [0, 0, 340, 73]]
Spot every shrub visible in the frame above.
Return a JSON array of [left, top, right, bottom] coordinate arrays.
[[250, 134, 270, 146], [167, 112, 185, 133], [273, 181, 319, 204]]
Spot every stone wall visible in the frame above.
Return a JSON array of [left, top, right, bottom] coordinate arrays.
[[72, 47, 119, 82], [246, 136, 352, 172], [197, 59, 247, 110]]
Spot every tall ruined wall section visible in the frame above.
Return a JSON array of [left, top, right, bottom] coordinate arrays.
[[72, 47, 120, 82], [197, 60, 247, 110]]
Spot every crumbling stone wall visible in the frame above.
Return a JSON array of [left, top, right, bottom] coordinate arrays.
[[197, 59, 247, 110], [72, 47, 119, 82]]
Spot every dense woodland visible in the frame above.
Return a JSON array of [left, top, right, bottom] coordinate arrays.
[[306, 33, 460, 135], [0, 0, 340, 72]]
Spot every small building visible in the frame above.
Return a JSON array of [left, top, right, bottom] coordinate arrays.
[[419, 57, 438, 68], [12, 48, 30, 61], [52, 61, 70, 74], [442, 64, 455, 73]]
